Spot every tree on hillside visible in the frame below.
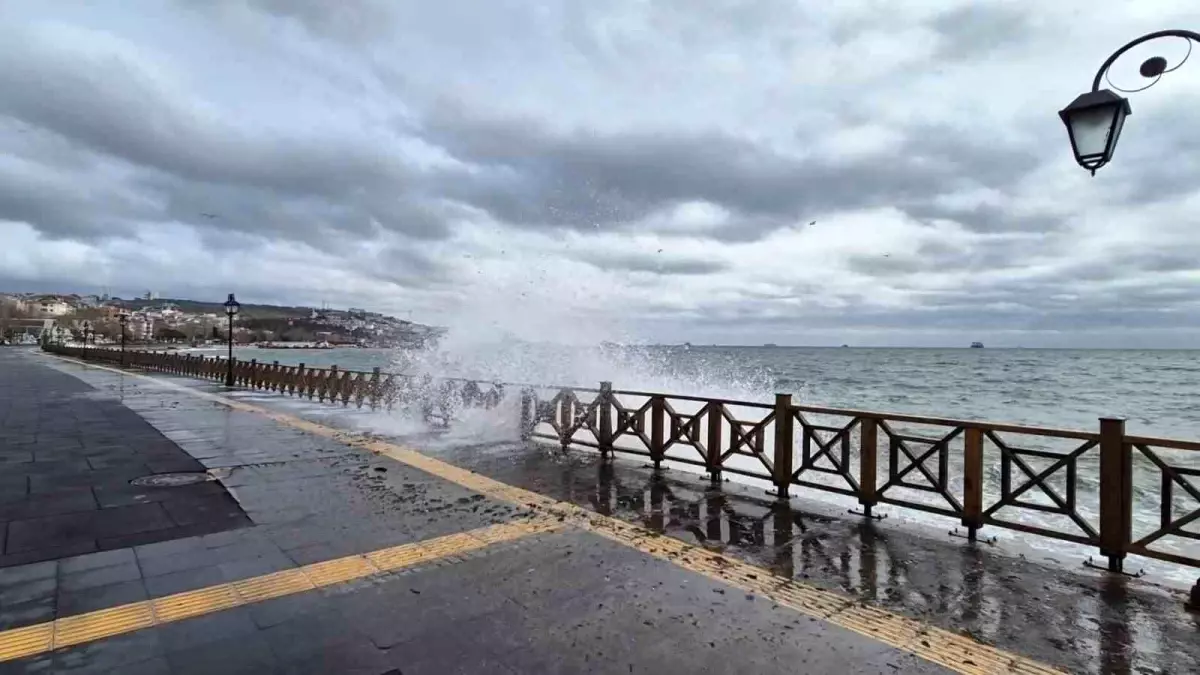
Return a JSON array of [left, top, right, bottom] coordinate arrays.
[[156, 327, 188, 343]]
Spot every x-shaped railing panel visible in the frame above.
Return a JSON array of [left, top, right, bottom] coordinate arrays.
[[877, 422, 964, 516], [792, 412, 860, 492], [1130, 443, 1200, 552], [982, 431, 1099, 541], [662, 398, 708, 464], [719, 406, 774, 476]]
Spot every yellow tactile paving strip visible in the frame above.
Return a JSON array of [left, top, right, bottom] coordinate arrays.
[[38, 357, 1067, 675], [0, 517, 559, 663]]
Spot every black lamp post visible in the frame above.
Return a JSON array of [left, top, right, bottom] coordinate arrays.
[[81, 321, 91, 359], [118, 314, 128, 366], [223, 293, 240, 386], [1060, 30, 1199, 174]]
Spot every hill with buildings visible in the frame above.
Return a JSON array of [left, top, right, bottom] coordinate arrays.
[[0, 292, 441, 348]]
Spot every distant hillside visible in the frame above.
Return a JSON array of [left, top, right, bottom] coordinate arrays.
[[111, 298, 314, 319]]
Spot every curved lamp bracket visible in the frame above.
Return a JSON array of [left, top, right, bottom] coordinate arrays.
[[1092, 29, 1200, 94]]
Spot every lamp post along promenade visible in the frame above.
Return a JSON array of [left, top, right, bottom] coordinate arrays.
[[223, 293, 240, 387], [118, 313, 128, 366], [1060, 29, 1199, 174]]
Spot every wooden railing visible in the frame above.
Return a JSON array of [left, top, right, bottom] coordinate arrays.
[[43, 345, 505, 424], [520, 384, 1200, 579], [45, 345, 1199, 585]]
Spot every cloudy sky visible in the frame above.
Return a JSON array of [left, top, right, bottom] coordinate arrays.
[[3, 1, 1200, 347]]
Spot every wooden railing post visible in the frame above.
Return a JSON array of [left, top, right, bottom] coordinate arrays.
[[773, 394, 794, 498], [370, 367, 381, 409], [650, 396, 665, 470], [597, 382, 613, 458], [557, 390, 572, 449], [962, 426, 984, 540], [706, 401, 723, 483], [859, 416, 879, 518], [1098, 417, 1131, 572], [519, 388, 534, 440]]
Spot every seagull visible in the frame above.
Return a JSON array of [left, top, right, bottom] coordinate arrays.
[[808, 221, 816, 226], [200, 213, 219, 219]]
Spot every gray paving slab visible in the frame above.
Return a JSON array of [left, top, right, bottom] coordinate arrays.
[[0, 351, 252, 568]]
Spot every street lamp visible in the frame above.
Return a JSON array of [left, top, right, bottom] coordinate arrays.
[[1060, 30, 1199, 175], [223, 293, 240, 386], [81, 321, 91, 359], [118, 313, 128, 366]]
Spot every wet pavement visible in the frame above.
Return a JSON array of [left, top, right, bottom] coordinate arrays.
[[0, 350, 973, 674], [209, 371, 1200, 673], [0, 351, 250, 570]]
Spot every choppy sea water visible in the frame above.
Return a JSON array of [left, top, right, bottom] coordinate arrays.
[[223, 345, 1200, 438]]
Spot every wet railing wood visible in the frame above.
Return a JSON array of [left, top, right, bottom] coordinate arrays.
[[519, 383, 1200, 580], [43, 345, 505, 427]]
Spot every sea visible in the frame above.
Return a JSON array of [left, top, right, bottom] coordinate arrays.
[[210, 345, 1200, 439]]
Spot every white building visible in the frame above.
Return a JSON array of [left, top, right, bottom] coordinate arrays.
[[34, 296, 72, 316]]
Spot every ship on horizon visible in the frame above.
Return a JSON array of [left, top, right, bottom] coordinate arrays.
[[970, 341, 984, 348]]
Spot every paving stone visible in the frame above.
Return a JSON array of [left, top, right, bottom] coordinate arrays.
[[156, 607, 258, 653], [0, 490, 98, 522], [246, 591, 331, 630], [274, 637, 394, 675], [58, 548, 137, 575], [50, 628, 165, 673], [143, 564, 226, 598], [0, 597, 55, 630], [261, 608, 368, 662], [56, 578, 149, 616], [58, 560, 142, 593], [0, 541, 99, 569], [90, 503, 175, 540], [97, 520, 247, 551], [0, 577, 56, 607], [0, 560, 56, 587], [159, 493, 244, 527], [133, 536, 206, 562], [162, 632, 277, 675], [100, 656, 172, 675]]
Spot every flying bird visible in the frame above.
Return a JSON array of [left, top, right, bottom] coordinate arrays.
[[200, 213, 219, 219]]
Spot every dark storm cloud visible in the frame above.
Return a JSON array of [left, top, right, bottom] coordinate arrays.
[[930, 5, 1034, 60], [0, 23, 463, 247], [0, 37, 401, 197], [146, 176, 454, 245], [572, 250, 729, 276], [419, 103, 1043, 239], [1116, 97, 1200, 203], [0, 164, 142, 241], [903, 203, 1065, 234]]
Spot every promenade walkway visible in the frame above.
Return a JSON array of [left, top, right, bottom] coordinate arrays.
[[0, 349, 1195, 673]]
